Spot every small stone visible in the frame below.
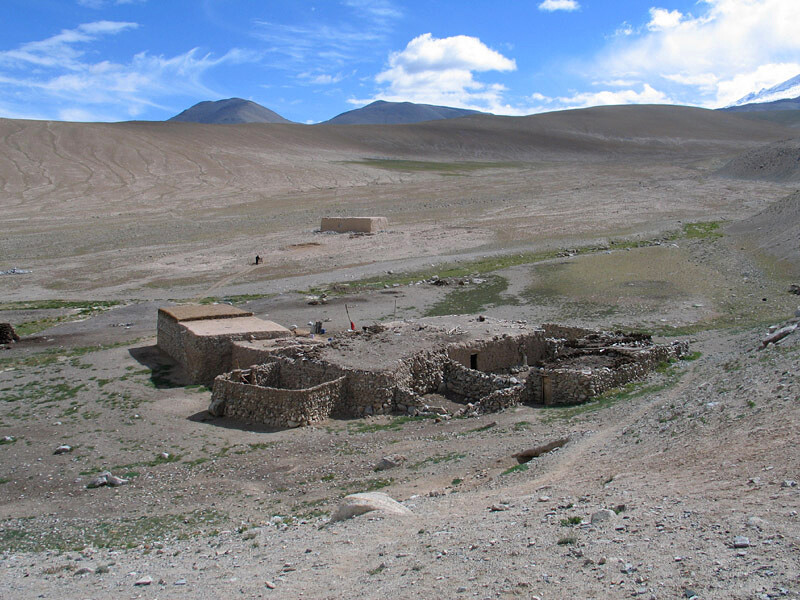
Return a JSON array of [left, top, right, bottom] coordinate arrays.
[[733, 536, 750, 548], [73, 567, 94, 576], [54, 445, 72, 455], [683, 588, 699, 599], [538, 496, 550, 502], [621, 563, 637, 574], [174, 578, 187, 586], [490, 503, 510, 512], [106, 474, 129, 487], [87, 474, 108, 489], [375, 454, 407, 471], [134, 575, 153, 586], [781, 480, 797, 488], [160, 452, 170, 460], [591, 509, 616, 524], [265, 581, 276, 589]]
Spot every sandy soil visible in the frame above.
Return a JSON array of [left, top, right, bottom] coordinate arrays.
[[1, 106, 799, 599]]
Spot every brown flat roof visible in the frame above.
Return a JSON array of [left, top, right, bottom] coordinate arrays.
[[182, 316, 290, 337], [159, 304, 252, 322]]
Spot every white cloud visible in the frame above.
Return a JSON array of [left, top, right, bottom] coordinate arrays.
[[354, 33, 516, 112], [646, 8, 684, 31], [529, 84, 672, 112], [598, 0, 800, 107], [0, 22, 254, 121], [538, 0, 580, 12]]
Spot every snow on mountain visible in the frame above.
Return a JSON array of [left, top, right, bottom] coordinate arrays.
[[728, 73, 800, 108]]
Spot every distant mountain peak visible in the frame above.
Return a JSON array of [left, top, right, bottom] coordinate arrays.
[[727, 73, 800, 108], [324, 100, 485, 125], [168, 98, 291, 124]]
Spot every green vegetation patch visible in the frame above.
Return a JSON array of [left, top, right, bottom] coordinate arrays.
[[347, 414, 437, 433], [425, 275, 518, 316], [501, 463, 529, 476], [408, 452, 466, 471], [680, 221, 723, 240], [0, 509, 225, 552]]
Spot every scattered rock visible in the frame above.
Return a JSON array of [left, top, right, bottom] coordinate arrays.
[[54, 444, 73, 455], [134, 575, 153, 586], [513, 437, 569, 464], [73, 567, 94, 576], [265, 580, 276, 589], [590, 509, 617, 524], [733, 536, 751, 548], [0, 323, 20, 344], [781, 480, 797, 488], [329, 492, 412, 522], [621, 562, 637, 574], [174, 578, 187, 586], [788, 284, 800, 295], [375, 454, 407, 471], [86, 471, 128, 489], [490, 503, 511, 512]]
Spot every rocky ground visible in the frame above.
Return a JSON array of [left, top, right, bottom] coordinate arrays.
[[1, 254, 798, 599], [1, 108, 799, 598]]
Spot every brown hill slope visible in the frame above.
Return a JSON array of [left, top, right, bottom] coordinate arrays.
[[717, 138, 800, 182], [728, 189, 800, 276], [0, 105, 790, 210]]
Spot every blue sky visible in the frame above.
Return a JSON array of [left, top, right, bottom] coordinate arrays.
[[1, 0, 799, 122]]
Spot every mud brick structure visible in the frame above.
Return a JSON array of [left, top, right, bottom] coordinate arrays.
[[157, 304, 291, 385], [207, 316, 688, 428], [320, 216, 388, 234]]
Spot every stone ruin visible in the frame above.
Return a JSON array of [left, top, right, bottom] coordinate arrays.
[[203, 316, 688, 428], [0, 323, 20, 344], [320, 216, 388, 234]]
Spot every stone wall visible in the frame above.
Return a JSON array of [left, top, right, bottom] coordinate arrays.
[[526, 341, 689, 406], [447, 331, 549, 372], [209, 363, 345, 428], [444, 360, 519, 402]]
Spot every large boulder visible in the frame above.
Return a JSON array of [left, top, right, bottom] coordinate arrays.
[[329, 492, 412, 523]]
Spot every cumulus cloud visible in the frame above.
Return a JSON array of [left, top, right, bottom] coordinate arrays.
[[538, 0, 580, 12], [598, 0, 800, 107], [0, 22, 254, 121], [646, 8, 684, 31], [529, 84, 672, 113], [354, 33, 516, 112]]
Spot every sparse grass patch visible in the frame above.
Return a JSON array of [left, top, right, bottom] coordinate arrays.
[[425, 275, 518, 317], [348, 414, 437, 433], [680, 221, 723, 240], [501, 463, 529, 476], [0, 509, 225, 552], [408, 452, 465, 470], [557, 536, 577, 545], [560, 516, 582, 526]]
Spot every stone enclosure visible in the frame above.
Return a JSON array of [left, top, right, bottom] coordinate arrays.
[[205, 316, 688, 428]]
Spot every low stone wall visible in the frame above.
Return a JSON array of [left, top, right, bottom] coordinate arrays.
[[444, 360, 519, 402], [447, 332, 549, 372], [527, 341, 689, 405], [209, 364, 345, 428]]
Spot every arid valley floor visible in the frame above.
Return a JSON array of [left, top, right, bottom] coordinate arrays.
[[1, 106, 799, 598]]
